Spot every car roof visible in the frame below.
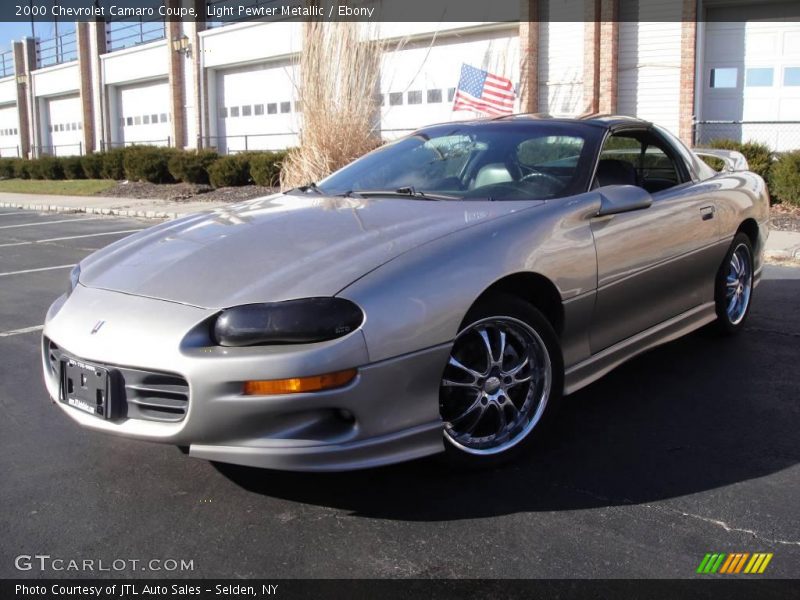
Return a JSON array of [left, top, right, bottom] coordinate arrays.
[[415, 114, 652, 133]]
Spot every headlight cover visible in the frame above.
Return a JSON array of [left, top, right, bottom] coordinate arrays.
[[213, 298, 364, 347], [66, 265, 80, 298]]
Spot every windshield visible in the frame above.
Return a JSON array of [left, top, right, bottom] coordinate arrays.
[[316, 122, 601, 201]]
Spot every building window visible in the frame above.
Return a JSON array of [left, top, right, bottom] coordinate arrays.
[[77, 123, 82, 130], [784, 67, 800, 86], [280, 101, 291, 113], [407, 90, 422, 105], [447, 88, 456, 102], [427, 89, 442, 103], [126, 117, 133, 126], [389, 92, 403, 106], [745, 67, 773, 87], [160, 113, 168, 123], [254, 104, 264, 115], [218, 106, 228, 118], [710, 68, 737, 88], [143, 115, 150, 124], [134, 116, 142, 125], [151, 113, 158, 123], [242, 105, 252, 117], [230, 106, 240, 118], [378, 94, 384, 106], [267, 103, 277, 114]]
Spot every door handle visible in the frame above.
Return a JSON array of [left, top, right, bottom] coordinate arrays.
[[700, 206, 715, 221]]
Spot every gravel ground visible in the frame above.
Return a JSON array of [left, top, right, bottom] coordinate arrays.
[[98, 180, 279, 203], [770, 204, 800, 232]]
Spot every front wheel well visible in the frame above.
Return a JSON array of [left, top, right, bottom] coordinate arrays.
[[474, 273, 564, 335], [737, 218, 760, 252]]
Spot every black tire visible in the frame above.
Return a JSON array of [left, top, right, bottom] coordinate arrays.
[[713, 233, 754, 335], [439, 292, 563, 469]]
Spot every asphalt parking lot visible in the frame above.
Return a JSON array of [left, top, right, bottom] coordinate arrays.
[[0, 207, 798, 580]]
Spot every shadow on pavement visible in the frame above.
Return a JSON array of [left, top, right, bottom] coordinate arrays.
[[214, 277, 800, 520]]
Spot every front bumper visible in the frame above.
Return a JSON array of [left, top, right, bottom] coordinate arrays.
[[42, 285, 447, 471]]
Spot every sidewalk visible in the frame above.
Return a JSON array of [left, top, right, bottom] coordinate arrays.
[[765, 229, 800, 263], [1, 191, 799, 263], [0, 192, 230, 220]]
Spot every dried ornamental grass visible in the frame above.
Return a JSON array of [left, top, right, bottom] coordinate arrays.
[[280, 22, 385, 189]]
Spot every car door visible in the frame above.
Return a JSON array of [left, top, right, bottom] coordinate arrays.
[[589, 127, 720, 353]]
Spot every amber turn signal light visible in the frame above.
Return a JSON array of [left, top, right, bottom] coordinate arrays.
[[242, 369, 357, 395]]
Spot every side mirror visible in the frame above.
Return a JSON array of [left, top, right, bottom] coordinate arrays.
[[597, 185, 653, 216]]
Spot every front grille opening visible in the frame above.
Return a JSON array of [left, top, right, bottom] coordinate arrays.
[[122, 370, 190, 423], [44, 339, 190, 424]]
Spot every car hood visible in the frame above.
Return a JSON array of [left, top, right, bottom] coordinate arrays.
[[79, 194, 540, 309]]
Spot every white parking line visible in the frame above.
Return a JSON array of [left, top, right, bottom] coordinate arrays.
[[0, 211, 34, 216], [0, 264, 75, 277], [0, 229, 144, 248], [0, 324, 44, 338], [0, 217, 99, 230]]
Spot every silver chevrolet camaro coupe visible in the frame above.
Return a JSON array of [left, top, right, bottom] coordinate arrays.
[[42, 116, 769, 471]]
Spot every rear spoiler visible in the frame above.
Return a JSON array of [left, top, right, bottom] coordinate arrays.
[[693, 149, 749, 172]]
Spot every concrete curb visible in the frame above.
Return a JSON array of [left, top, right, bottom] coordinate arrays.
[[0, 200, 184, 220]]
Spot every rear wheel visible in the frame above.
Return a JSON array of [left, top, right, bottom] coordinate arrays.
[[439, 293, 563, 467], [713, 233, 754, 335]]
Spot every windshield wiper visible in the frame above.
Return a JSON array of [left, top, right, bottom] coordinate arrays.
[[347, 187, 458, 201], [289, 182, 323, 195]]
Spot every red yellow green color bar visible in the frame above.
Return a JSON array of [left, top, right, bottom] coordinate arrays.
[[696, 552, 773, 574]]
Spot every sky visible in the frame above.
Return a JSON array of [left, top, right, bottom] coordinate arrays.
[[0, 21, 76, 51]]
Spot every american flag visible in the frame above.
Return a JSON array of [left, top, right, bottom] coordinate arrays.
[[452, 63, 516, 116]]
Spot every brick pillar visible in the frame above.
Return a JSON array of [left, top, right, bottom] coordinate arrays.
[[12, 42, 31, 158], [519, 0, 539, 114], [89, 21, 108, 151], [76, 23, 95, 155], [21, 38, 38, 157], [192, 0, 206, 149], [583, 0, 600, 114], [679, 0, 697, 145], [597, 0, 618, 114], [166, 1, 187, 149]]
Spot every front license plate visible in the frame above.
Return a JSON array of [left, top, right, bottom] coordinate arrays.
[[60, 357, 119, 419]]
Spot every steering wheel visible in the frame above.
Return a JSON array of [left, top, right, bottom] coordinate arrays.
[[519, 168, 564, 190]]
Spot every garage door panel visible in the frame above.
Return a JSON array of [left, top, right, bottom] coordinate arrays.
[[44, 94, 82, 156], [117, 80, 171, 147], [0, 105, 20, 157], [702, 7, 800, 151], [215, 62, 299, 153]]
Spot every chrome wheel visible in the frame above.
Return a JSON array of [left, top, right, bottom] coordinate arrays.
[[439, 316, 552, 455], [726, 243, 752, 326]]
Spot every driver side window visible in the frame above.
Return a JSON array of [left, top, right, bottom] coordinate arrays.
[[597, 131, 685, 194]]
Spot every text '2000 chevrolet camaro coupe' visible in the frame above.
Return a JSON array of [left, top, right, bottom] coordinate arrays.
[[42, 116, 769, 470]]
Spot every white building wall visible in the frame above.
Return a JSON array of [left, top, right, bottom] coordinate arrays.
[[617, 1, 683, 135], [31, 62, 82, 155], [538, 0, 585, 115]]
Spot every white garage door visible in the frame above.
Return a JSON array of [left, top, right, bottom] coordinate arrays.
[[44, 94, 82, 156], [379, 28, 519, 139], [0, 104, 20, 157], [117, 80, 171, 147], [215, 62, 299, 153], [617, 0, 683, 135], [702, 4, 800, 150], [538, 0, 584, 115]]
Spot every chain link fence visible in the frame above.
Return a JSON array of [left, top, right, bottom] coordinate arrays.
[[695, 121, 800, 153]]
